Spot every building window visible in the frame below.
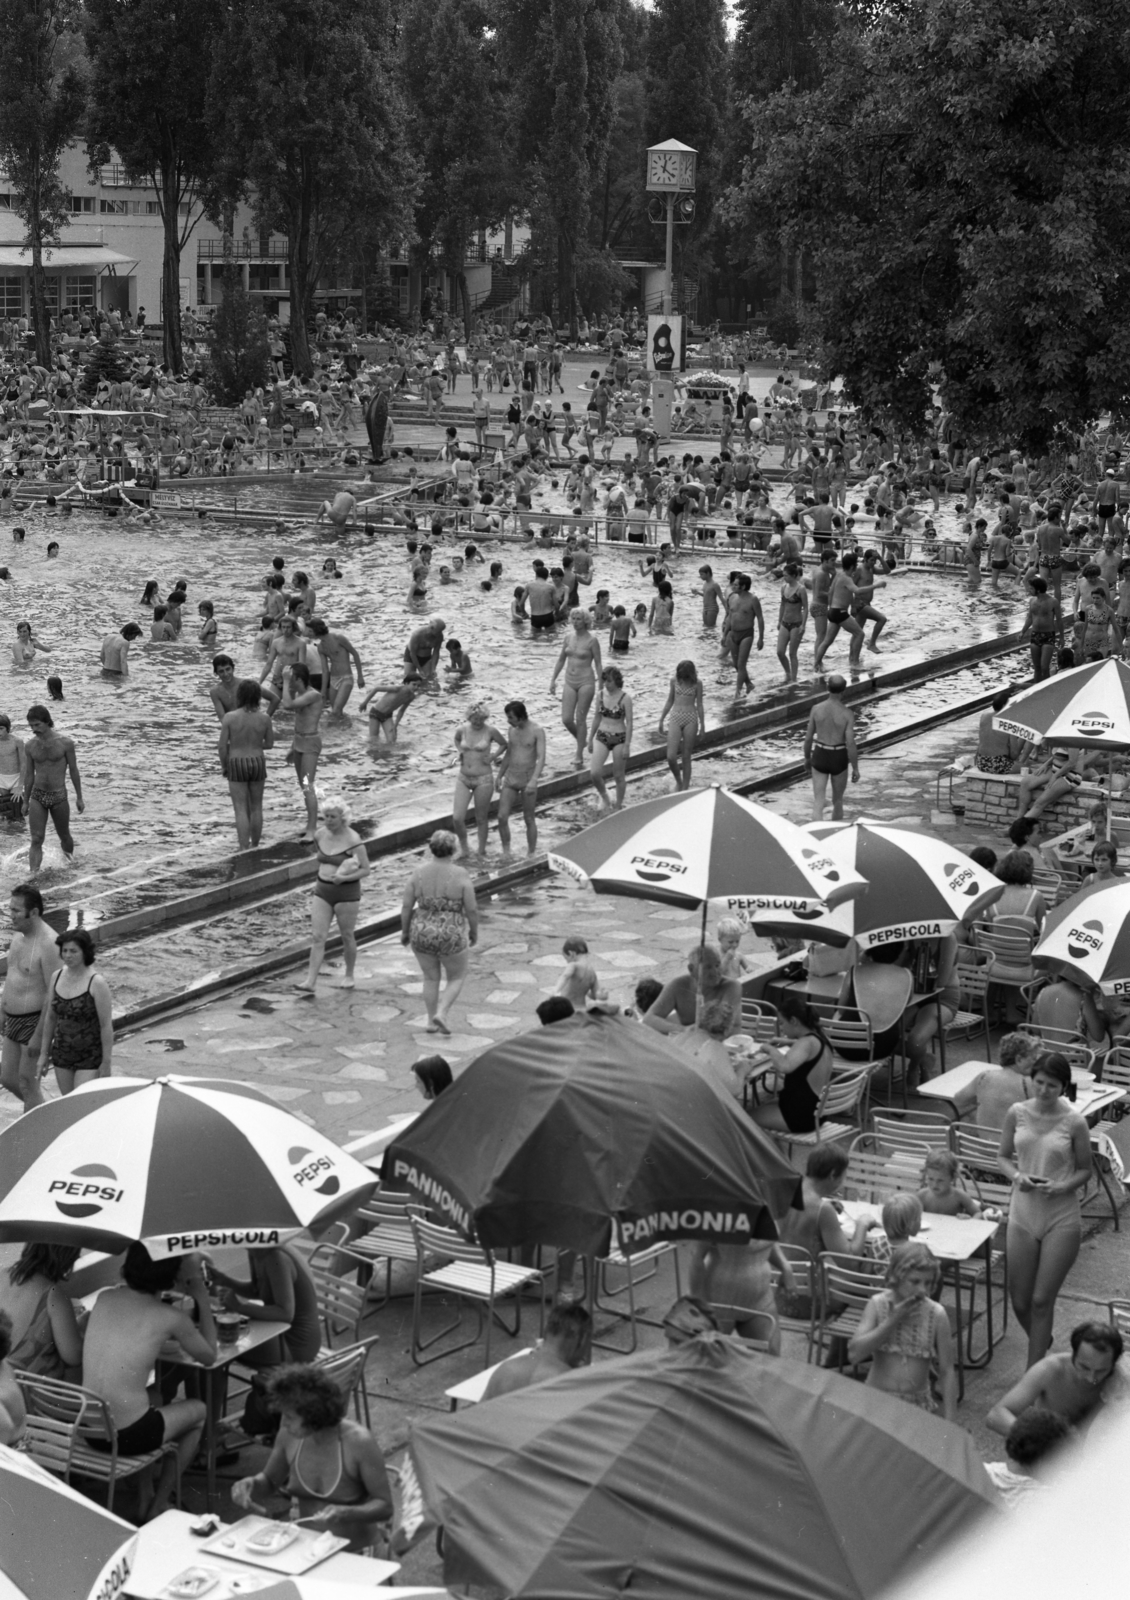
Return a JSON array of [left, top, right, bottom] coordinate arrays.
[[42, 277, 59, 312], [69, 195, 95, 214], [99, 198, 128, 215], [0, 194, 12, 212], [248, 263, 280, 291], [0, 278, 22, 316], [145, 201, 160, 215], [64, 275, 95, 309]]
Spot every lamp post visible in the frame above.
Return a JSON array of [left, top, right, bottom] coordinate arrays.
[[645, 139, 697, 440]]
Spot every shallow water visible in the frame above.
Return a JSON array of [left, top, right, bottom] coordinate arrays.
[[0, 492, 1026, 891]]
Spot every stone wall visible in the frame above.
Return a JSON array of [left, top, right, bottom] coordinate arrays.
[[962, 771, 1104, 834]]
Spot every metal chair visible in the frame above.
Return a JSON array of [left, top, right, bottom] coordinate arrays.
[[342, 1188, 420, 1304], [410, 1216, 546, 1368], [771, 1063, 873, 1161], [1109, 1300, 1130, 1344], [1016, 1024, 1095, 1064], [814, 1252, 887, 1369], [309, 1261, 369, 1350], [946, 952, 994, 1062], [587, 1237, 681, 1354], [1100, 1046, 1130, 1110], [740, 998, 781, 1043], [15, 1372, 181, 1514], [769, 1243, 818, 1360], [811, 1003, 891, 1112], [842, 1134, 919, 1206], [311, 1336, 380, 1427], [949, 1120, 1005, 1178], [972, 921, 1037, 1006], [871, 1109, 952, 1157]]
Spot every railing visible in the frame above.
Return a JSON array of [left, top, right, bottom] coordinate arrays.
[[99, 164, 138, 189], [197, 239, 289, 260]]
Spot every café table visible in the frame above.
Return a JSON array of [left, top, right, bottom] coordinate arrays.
[[443, 1349, 534, 1410], [123, 1508, 401, 1595], [920, 1060, 1129, 1124], [839, 1201, 1000, 1396], [158, 1318, 291, 1511]]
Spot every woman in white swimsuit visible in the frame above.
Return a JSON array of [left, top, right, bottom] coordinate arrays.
[[452, 701, 506, 859], [550, 608, 602, 767]]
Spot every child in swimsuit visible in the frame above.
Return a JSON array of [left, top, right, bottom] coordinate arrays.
[[554, 937, 608, 1008], [609, 607, 636, 653], [848, 1243, 957, 1419]]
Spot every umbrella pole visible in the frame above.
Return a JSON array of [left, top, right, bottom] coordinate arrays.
[[1110, 752, 1114, 842], [697, 898, 709, 1024]]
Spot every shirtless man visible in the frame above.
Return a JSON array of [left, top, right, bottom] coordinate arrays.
[[989, 522, 1021, 589], [1036, 502, 1065, 601], [1019, 575, 1063, 682], [100, 622, 143, 676], [481, 1304, 591, 1401], [727, 575, 765, 698], [404, 617, 445, 681], [801, 492, 837, 552], [358, 671, 423, 743], [0, 883, 60, 1110], [812, 554, 865, 673], [496, 700, 546, 856], [522, 567, 558, 631], [209, 654, 238, 721], [218, 679, 275, 850], [24, 706, 83, 872], [315, 490, 357, 532], [804, 674, 859, 821], [808, 546, 837, 664], [82, 1244, 216, 1520], [988, 1322, 1125, 1438], [0, 714, 28, 819], [308, 617, 365, 712], [259, 614, 307, 712], [280, 664, 323, 842], [849, 550, 888, 652]]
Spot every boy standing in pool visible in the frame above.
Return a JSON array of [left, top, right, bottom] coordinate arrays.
[[359, 672, 423, 742], [24, 706, 84, 872]]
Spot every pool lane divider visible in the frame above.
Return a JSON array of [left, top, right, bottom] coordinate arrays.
[[104, 635, 1027, 1035]]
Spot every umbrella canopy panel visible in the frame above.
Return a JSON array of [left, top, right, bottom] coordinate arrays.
[[0, 1443, 135, 1600], [993, 658, 1130, 748], [1034, 879, 1130, 995], [383, 1011, 800, 1257], [411, 1339, 998, 1600], [548, 785, 866, 914], [0, 1076, 377, 1256]]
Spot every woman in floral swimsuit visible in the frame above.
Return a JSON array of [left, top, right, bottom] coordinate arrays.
[[401, 830, 478, 1036]]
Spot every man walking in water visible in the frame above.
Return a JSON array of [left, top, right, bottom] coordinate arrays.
[[804, 674, 859, 821], [24, 705, 83, 871], [218, 680, 274, 850], [496, 701, 546, 856], [280, 663, 323, 843], [0, 883, 61, 1110]]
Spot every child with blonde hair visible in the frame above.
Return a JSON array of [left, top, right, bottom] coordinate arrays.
[[849, 1242, 956, 1418], [918, 1149, 981, 1218]]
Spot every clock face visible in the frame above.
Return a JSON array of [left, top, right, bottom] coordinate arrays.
[[678, 152, 696, 190], [647, 151, 679, 188]]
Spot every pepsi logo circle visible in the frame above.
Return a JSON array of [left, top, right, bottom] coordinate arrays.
[[48, 1163, 125, 1219], [630, 847, 687, 886], [1066, 919, 1104, 962], [288, 1145, 340, 1196]]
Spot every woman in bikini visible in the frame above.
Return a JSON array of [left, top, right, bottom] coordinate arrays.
[[11, 620, 51, 669], [657, 659, 704, 792], [588, 665, 633, 812], [233, 1365, 393, 1554], [550, 607, 602, 767], [451, 701, 506, 859], [402, 829, 478, 1034], [297, 795, 369, 994]]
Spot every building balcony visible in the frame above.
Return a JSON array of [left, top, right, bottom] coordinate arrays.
[[197, 239, 289, 261]]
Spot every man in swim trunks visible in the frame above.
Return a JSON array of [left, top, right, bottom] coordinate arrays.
[[0, 882, 60, 1110], [404, 617, 445, 681], [24, 705, 83, 873], [804, 674, 859, 821], [522, 567, 558, 630], [813, 554, 866, 673], [209, 654, 239, 721], [308, 617, 365, 712], [281, 663, 324, 842], [808, 545, 836, 663], [726, 575, 764, 698], [0, 713, 27, 819], [218, 678, 275, 850], [1035, 502, 1065, 601], [1019, 575, 1064, 682], [359, 671, 423, 742], [100, 622, 142, 676], [315, 490, 357, 533], [496, 700, 546, 857]]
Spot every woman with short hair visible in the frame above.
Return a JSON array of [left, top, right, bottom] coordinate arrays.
[[37, 927, 113, 1094], [401, 830, 478, 1035]]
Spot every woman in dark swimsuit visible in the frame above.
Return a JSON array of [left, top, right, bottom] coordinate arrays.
[[751, 998, 834, 1134], [36, 928, 113, 1094], [297, 795, 369, 994]]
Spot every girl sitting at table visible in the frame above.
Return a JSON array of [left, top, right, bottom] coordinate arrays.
[[917, 1150, 982, 1218], [232, 1364, 394, 1554], [208, 1244, 321, 1369], [865, 1191, 922, 1266], [848, 1242, 957, 1420]]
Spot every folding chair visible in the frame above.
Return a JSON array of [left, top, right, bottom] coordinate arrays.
[[814, 1252, 887, 1370], [1016, 1024, 1094, 1063], [1100, 1046, 1130, 1108], [949, 1120, 1005, 1179], [871, 1109, 952, 1157], [770, 1242, 818, 1360], [309, 1262, 369, 1350], [811, 1003, 890, 1113], [410, 1216, 545, 1368], [16, 1372, 180, 1515], [586, 1237, 681, 1354], [771, 1064, 873, 1162], [342, 1188, 420, 1304], [972, 922, 1037, 1012], [311, 1336, 380, 1427], [946, 952, 994, 1062], [842, 1134, 919, 1206]]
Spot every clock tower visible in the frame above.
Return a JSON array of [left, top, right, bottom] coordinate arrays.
[[645, 140, 696, 441], [646, 139, 697, 194]]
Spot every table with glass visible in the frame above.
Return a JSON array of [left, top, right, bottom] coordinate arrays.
[[839, 1202, 1001, 1397]]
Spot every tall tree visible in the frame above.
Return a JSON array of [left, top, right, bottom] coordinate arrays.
[[731, 0, 836, 97], [0, 0, 85, 368], [400, 0, 517, 333], [645, 0, 729, 309], [208, 0, 418, 378], [84, 0, 226, 374], [727, 0, 1130, 448]]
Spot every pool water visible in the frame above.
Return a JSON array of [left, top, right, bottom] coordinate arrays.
[[0, 497, 1026, 890]]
